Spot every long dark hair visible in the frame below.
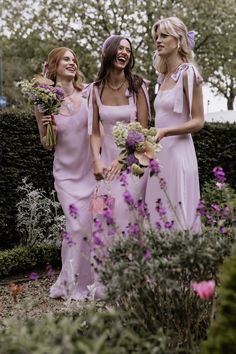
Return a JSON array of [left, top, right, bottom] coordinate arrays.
[[95, 35, 143, 93]]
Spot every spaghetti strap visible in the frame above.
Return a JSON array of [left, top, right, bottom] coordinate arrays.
[[94, 86, 102, 107]]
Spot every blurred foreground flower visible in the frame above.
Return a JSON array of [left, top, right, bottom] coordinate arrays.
[[30, 272, 39, 281], [191, 280, 216, 300]]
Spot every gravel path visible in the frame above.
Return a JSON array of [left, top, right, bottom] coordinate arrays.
[[0, 271, 93, 324]]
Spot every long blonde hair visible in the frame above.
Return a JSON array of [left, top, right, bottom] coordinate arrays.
[[152, 17, 194, 74], [46, 47, 84, 90]]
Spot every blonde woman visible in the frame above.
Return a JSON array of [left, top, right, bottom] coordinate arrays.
[[145, 17, 204, 233]]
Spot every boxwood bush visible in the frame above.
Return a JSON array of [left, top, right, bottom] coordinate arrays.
[[0, 244, 60, 278]]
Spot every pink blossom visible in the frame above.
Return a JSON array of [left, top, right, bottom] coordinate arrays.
[[191, 280, 215, 300]]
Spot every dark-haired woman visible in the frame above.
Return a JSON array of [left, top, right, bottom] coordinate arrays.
[[87, 35, 150, 232]]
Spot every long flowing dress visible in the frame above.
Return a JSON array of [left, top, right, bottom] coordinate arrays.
[[145, 63, 202, 233], [50, 92, 95, 300], [86, 82, 150, 233]]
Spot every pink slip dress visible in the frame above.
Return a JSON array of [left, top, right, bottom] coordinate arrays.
[[50, 92, 95, 300], [145, 63, 203, 233]]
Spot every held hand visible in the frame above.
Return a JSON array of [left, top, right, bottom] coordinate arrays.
[[106, 157, 122, 181], [93, 160, 107, 181], [155, 128, 167, 143], [42, 115, 57, 133]]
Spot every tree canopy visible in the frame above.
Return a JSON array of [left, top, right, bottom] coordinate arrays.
[[1, 0, 235, 109]]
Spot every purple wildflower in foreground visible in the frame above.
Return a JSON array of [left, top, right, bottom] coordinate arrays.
[[63, 231, 76, 247], [155, 199, 167, 217], [219, 226, 227, 235], [144, 250, 152, 260], [92, 231, 104, 246], [69, 203, 79, 219], [223, 206, 230, 217], [159, 177, 167, 190], [94, 218, 103, 231], [136, 199, 149, 218], [164, 220, 174, 230], [196, 200, 206, 216], [123, 191, 135, 206], [149, 159, 160, 175], [125, 130, 145, 149], [156, 221, 162, 230], [127, 223, 140, 237], [103, 207, 114, 225], [211, 202, 221, 212], [30, 272, 39, 281], [213, 166, 226, 183], [120, 170, 129, 186]]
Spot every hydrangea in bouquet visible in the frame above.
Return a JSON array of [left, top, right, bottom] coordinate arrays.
[[113, 121, 161, 177], [18, 75, 64, 148]]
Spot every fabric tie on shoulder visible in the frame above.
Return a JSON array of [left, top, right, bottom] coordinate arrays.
[[172, 64, 203, 118], [82, 83, 94, 135]]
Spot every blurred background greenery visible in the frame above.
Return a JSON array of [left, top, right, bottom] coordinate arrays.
[[0, 0, 235, 110]]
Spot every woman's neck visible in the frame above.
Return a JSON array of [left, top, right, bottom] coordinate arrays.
[[165, 54, 183, 74], [56, 77, 75, 96], [107, 70, 126, 85]]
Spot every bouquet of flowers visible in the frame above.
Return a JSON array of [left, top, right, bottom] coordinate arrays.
[[18, 75, 64, 148], [113, 121, 161, 177]]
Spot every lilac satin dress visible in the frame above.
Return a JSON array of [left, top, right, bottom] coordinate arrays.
[[145, 63, 203, 233], [50, 92, 95, 300], [85, 81, 150, 232]]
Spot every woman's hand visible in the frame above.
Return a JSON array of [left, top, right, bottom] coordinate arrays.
[[42, 115, 57, 133], [106, 157, 122, 181], [155, 128, 167, 142], [93, 159, 107, 181]]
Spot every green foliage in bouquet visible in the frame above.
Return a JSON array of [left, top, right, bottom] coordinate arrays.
[[98, 229, 235, 353], [18, 76, 64, 148], [201, 246, 236, 354]]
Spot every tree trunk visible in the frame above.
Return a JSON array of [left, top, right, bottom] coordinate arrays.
[[227, 94, 235, 110]]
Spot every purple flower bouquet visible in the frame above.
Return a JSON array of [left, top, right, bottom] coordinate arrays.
[[18, 75, 65, 148], [113, 122, 160, 177]]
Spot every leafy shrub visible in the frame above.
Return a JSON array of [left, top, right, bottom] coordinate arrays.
[[0, 244, 60, 277], [97, 228, 235, 353], [16, 178, 65, 246], [0, 308, 170, 354], [201, 246, 236, 354]]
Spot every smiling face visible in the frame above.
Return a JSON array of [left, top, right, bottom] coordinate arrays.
[[113, 39, 131, 70], [56, 50, 78, 80], [155, 29, 178, 58]]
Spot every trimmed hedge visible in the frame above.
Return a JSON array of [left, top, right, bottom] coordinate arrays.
[[0, 244, 61, 278], [193, 122, 236, 191], [1, 109, 236, 249], [0, 109, 54, 249]]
